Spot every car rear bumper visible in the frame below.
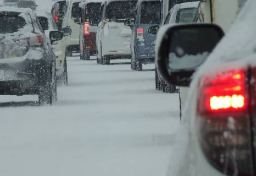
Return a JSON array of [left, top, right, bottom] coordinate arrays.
[[102, 36, 131, 57], [0, 57, 51, 95], [83, 33, 97, 52], [136, 45, 155, 60]]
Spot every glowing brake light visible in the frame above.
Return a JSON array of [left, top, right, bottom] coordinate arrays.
[[84, 22, 90, 35], [55, 15, 59, 21], [199, 70, 248, 114], [210, 94, 245, 110]]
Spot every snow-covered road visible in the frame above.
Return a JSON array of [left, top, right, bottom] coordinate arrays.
[[0, 57, 179, 176]]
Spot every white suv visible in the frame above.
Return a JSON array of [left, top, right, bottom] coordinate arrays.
[[96, 0, 137, 65], [156, 0, 256, 175], [62, 0, 82, 56]]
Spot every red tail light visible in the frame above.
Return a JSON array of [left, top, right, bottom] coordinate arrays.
[[54, 10, 59, 21], [29, 35, 44, 47], [197, 68, 254, 175], [84, 22, 90, 35], [137, 28, 143, 36], [55, 15, 59, 21]]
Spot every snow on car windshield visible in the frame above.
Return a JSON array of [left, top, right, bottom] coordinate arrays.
[[0, 12, 32, 59], [105, 1, 137, 22]]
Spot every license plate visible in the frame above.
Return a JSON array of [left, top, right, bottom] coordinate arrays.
[[0, 70, 4, 78]]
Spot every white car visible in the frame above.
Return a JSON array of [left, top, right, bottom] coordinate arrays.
[[96, 0, 137, 65], [37, 10, 69, 85], [62, 0, 82, 56], [156, 0, 256, 176]]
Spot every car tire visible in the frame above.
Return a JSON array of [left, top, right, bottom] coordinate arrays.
[[155, 69, 161, 90], [39, 63, 57, 105], [66, 48, 72, 57], [103, 56, 110, 65], [84, 49, 90, 60], [135, 59, 142, 71], [163, 83, 176, 93], [62, 56, 68, 86], [80, 48, 85, 60]]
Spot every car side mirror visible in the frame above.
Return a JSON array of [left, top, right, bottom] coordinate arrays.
[[148, 25, 159, 35], [74, 17, 81, 24], [124, 18, 134, 27], [61, 27, 72, 36], [156, 24, 224, 87], [49, 31, 64, 44]]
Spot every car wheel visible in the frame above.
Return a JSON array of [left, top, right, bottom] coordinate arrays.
[[84, 49, 90, 60], [62, 56, 68, 86], [155, 69, 161, 90], [135, 59, 142, 71], [131, 58, 136, 70], [103, 56, 110, 65], [39, 63, 57, 105], [80, 47, 85, 60], [66, 48, 72, 57]]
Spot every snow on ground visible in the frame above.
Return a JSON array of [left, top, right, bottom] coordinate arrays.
[[0, 56, 179, 176]]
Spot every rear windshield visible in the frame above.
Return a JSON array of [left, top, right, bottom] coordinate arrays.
[[176, 8, 198, 23], [72, 2, 82, 19], [105, 1, 137, 22], [0, 13, 26, 34], [140, 1, 161, 24], [55, 1, 67, 16], [84, 3, 101, 25]]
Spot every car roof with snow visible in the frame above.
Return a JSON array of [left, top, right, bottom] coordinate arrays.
[[179, 1, 200, 9], [80, 0, 102, 8], [138, 0, 160, 2], [0, 6, 33, 14]]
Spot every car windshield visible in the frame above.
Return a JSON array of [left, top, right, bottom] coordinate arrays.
[[105, 1, 137, 22], [140, 1, 161, 24], [176, 8, 198, 23], [84, 3, 101, 26]]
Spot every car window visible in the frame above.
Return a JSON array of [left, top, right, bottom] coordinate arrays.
[[140, 1, 161, 24], [105, 1, 137, 22], [72, 2, 82, 19], [84, 3, 101, 26], [0, 12, 26, 34], [176, 8, 198, 23], [38, 17, 49, 30]]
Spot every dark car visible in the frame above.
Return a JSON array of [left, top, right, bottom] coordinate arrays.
[[0, 8, 59, 105], [79, 0, 102, 60], [129, 0, 161, 71]]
